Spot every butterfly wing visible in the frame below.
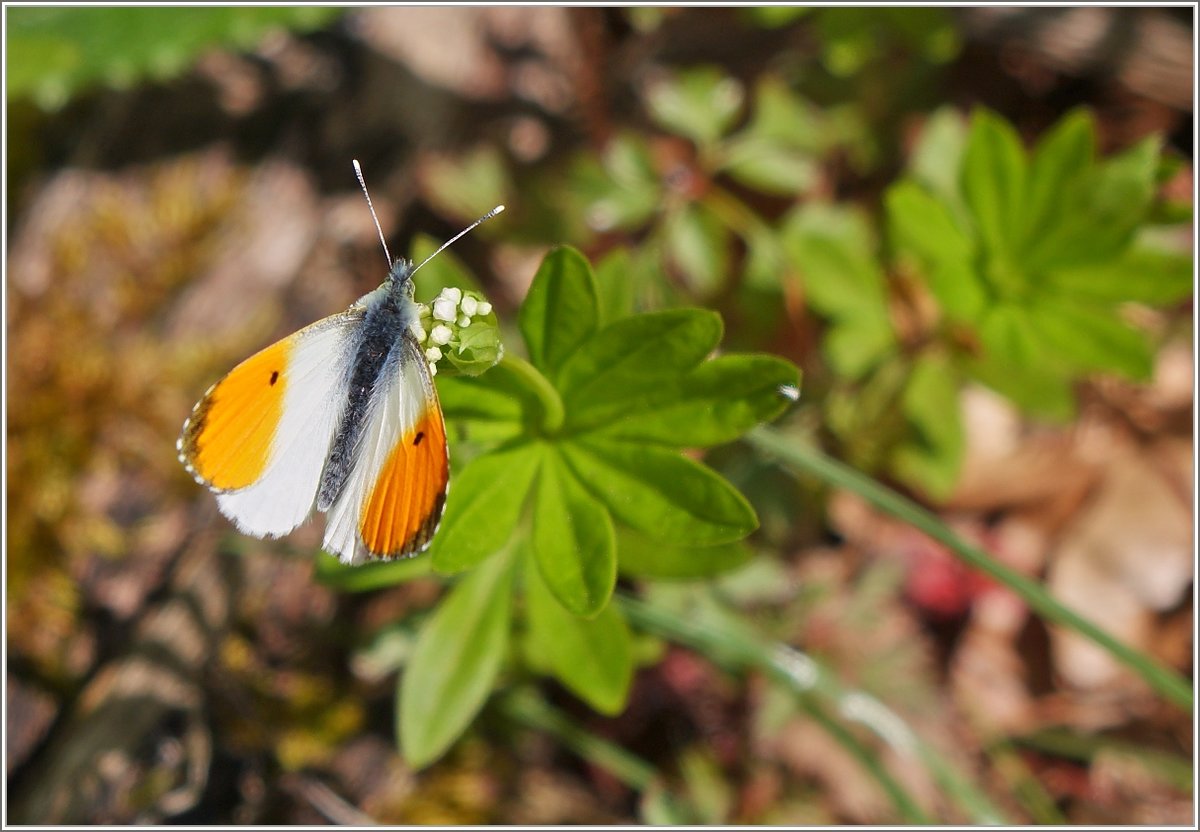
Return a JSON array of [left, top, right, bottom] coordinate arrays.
[[178, 310, 363, 537], [321, 332, 449, 564]]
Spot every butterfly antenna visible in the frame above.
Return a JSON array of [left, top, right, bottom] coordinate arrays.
[[412, 204, 506, 275], [353, 159, 392, 267]]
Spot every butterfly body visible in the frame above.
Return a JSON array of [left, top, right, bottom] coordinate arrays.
[[178, 256, 449, 565]]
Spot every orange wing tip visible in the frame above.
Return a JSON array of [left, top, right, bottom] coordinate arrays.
[[356, 409, 449, 559]]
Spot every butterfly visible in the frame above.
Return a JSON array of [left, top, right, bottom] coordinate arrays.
[[178, 160, 502, 564]]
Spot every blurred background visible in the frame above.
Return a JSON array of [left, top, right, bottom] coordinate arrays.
[[5, 6, 1194, 824]]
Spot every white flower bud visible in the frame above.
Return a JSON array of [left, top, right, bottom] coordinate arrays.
[[428, 362, 438, 376], [432, 297, 457, 322], [476, 301, 493, 316], [409, 321, 426, 343], [442, 287, 463, 304], [460, 296, 479, 317], [425, 346, 443, 363], [458, 314, 471, 328], [430, 324, 453, 346]]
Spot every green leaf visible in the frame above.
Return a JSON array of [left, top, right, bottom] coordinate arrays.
[[965, 351, 1076, 423], [1025, 135, 1160, 271], [519, 246, 599, 378], [1027, 301, 1154, 381], [742, 7, 810, 28], [437, 359, 548, 443], [664, 201, 730, 295], [399, 548, 513, 768], [574, 134, 661, 232], [7, 7, 341, 108], [824, 315, 895, 381], [783, 201, 877, 255], [978, 303, 1044, 370], [561, 438, 757, 546], [606, 132, 661, 191], [420, 145, 512, 222], [1046, 243, 1194, 306], [780, 207, 895, 378], [430, 443, 542, 574], [1021, 109, 1096, 252], [909, 107, 968, 212], [532, 449, 616, 617], [891, 353, 965, 500], [661, 212, 723, 298], [886, 181, 974, 264], [616, 528, 752, 579], [742, 76, 826, 151], [962, 109, 1028, 258], [782, 208, 884, 318], [719, 137, 817, 196], [442, 316, 503, 377], [314, 551, 432, 592], [777, 208, 883, 316], [523, 550, 633, 714], [886, 181, 984, 321], [582, 354, 800, 446], [557, 308, 723, 409], [593, 247, 637, 325], [645, 66, 744, 147]]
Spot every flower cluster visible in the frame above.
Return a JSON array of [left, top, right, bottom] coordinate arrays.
[[410, 287, 499, 377]]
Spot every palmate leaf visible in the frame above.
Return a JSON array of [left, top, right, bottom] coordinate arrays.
[[518, 246, 599, 380], [1045, 242, 1193, 306], [891, 353, 965, 500], [430, 442, 542, 574], [1023, 135, 1160, 271], [1020, 109, 1096, 254], [557, 308, 723, 409], [334, 243, 799, 764], [645, 66, 744, 147], [885, 180, 984, 323], [781, 205, 895, 379], [531, 448, 616, 616], [400, 547, 514, 768], [962, 108, 1028, 260], [523, 546, 633, 714], [579, 354, 799, 447], [616, 527, 752, 580], [560, 438, 758, 547], [1026, 300, 1154, 381]]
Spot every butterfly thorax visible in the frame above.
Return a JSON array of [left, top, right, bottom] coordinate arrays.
[[316, 261, 420, 511]]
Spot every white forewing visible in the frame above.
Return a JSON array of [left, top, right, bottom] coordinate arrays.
[[214, 313, 361, 537]]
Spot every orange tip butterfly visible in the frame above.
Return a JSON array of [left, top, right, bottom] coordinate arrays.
[[178, 160, 503, 564]]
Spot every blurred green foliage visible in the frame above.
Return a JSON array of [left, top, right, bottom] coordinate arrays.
[[426, 58, 1190, 500], [6, 6, 342, 109]]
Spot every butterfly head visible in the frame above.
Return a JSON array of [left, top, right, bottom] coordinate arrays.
[[388, 257, 415, 291]]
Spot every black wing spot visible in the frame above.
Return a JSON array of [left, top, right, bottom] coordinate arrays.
[[269, 370, 279, 385], [413, 431, 425, 446]]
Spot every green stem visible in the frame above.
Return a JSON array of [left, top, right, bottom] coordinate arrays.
[[745, 426, 1193, 712], [501, 354, 564, 434], [801, 700, 934, 824], [617, 593, 1008, 824], [499, 687, 658, 791], [702, 185, 780, 247], [985, 738, 1068, 824]]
